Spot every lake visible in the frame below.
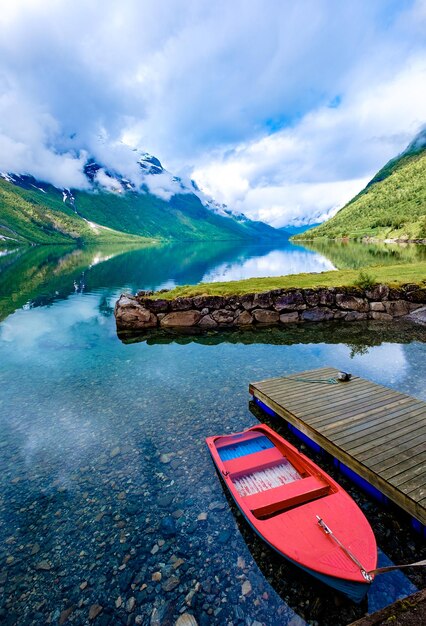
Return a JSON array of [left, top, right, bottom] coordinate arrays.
[[0, 239, 425, 626]]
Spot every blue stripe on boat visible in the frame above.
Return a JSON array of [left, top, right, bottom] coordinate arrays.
[[217, 435, 274, 461]]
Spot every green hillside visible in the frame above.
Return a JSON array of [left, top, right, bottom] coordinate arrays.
[[0, 178, 148, 246], [150, 261, 426, 298], [72, 188, 281, 241], [293, 140, 426, 241], [0, 176, 284, 246]]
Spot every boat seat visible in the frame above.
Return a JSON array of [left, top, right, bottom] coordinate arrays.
[[223, 447, 284, 474], [242, 475, 330, 519]]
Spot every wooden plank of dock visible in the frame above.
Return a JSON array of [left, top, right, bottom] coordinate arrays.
[[249, 366, 426, 526]]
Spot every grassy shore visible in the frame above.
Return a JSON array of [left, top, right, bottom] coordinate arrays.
[[150, 262, 426, 299]]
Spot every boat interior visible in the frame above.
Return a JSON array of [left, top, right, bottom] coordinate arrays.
[[215, 430, 334, 519]]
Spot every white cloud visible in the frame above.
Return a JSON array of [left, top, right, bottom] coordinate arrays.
[[201, 248, 336, 283], [0, 89, 90, 188], [94, 169, 123, 192], [192, 56, 426, 226], [0, 1, 425, 223], [244, 180, 370, 228], [0, 295, 99, 349], [330, 343, 408, 386], [144, 171, 189, 201]]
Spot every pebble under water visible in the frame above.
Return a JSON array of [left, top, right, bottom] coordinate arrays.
[[0, 243, 425, 626]]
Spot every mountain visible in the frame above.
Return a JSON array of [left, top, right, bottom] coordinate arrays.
[[0, 150, 286, 246], [293, 129, 426, 241], [0, 175, 146, 246], [283, 223, 321, 235]]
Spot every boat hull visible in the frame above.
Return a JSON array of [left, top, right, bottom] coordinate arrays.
[[206, 424, 377, 602]]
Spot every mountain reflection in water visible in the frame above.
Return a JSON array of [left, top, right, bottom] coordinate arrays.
[[1, 240, 332, 321], [1, 239, 424, 324]]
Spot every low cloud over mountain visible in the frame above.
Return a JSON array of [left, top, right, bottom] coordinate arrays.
[[0, 0, 425, 227]]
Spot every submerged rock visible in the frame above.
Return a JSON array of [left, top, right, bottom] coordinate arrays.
[[88, 604, 103, 620], [162, 575, 180, 592], [160, 516, 177, 537], [59, 607, 73, 625], [35, 560, 52, 571], [241, 580, 252, 596], [175, 614, 198, 626]]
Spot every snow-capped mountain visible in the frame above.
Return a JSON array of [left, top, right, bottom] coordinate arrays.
[[0, 147, 287, 245], [1, 145, 275, 228]]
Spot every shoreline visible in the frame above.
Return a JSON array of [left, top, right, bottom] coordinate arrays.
[[133, 262, 426, 300], [292, 236, 426, 244], [115, 281, 426, 332]]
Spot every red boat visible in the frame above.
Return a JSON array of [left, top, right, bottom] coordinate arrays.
[[206, 424, 377, 602]]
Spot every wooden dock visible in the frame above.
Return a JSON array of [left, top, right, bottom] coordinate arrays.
[[249, 367, 426, 526]]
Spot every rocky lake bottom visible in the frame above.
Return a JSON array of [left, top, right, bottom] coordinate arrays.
[[0, 241, 425, 626]]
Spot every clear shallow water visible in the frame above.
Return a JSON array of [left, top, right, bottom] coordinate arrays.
[[0, 241, 425, 626]]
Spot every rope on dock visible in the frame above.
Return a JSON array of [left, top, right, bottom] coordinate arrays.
[[289, 376, 339, 385], [287, 371, 352, 385]]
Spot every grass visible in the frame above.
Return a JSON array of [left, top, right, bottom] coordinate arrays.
[[0, 178, 150, 245], [352, 270, 377, 290], [293, 149, 426, 241], [149, 262, 426, 299]]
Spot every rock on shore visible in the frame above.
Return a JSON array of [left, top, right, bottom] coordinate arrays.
[[115, 284, 426, 332]]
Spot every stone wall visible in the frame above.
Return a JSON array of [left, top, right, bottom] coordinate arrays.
[[115, 284, 426, 332]]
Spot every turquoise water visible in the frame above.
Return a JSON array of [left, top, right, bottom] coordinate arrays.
[[0, 241, 425, 626]]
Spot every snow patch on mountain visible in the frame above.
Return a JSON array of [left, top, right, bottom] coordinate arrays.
[[1, 143, 256, 225], [1, 172, 16, 184], [189, 178, 253, 223]]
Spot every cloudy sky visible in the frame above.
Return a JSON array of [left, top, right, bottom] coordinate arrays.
[[0, 0, 425, 227]]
